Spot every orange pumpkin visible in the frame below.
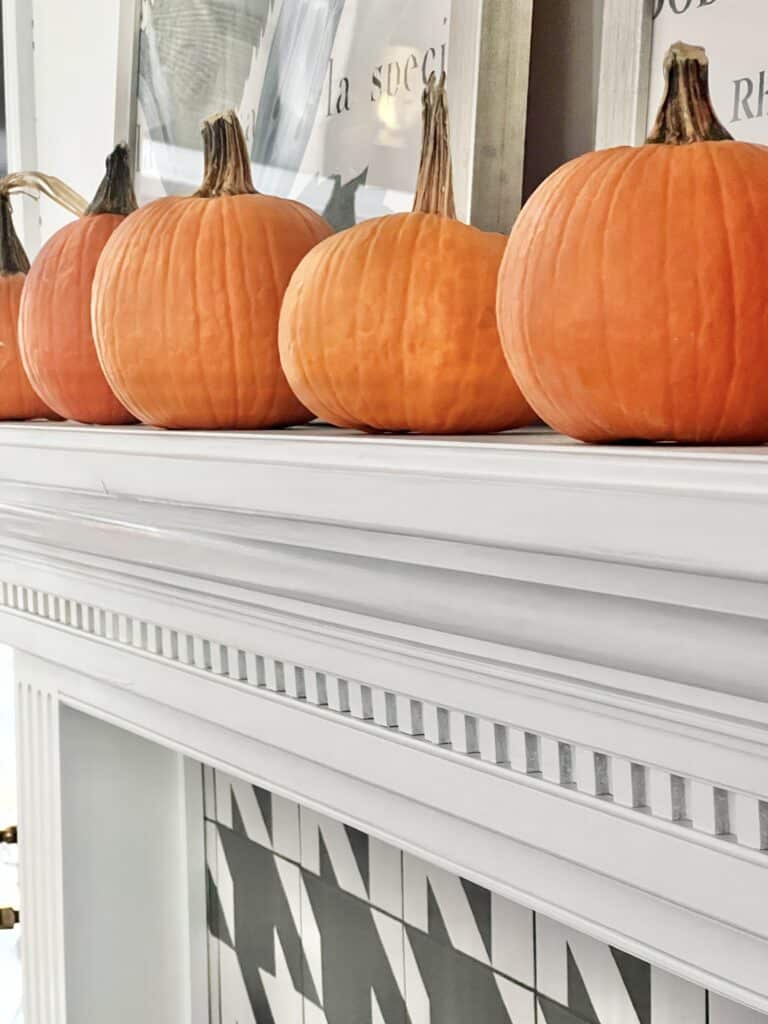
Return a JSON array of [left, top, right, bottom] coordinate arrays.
[[278, 74, 536, 434], [19, 145, 138, 424], [0, 189, 54, 420], [498, 43, 768, 444], [92, 111, 332, 429], [0, 171, 88, 421]]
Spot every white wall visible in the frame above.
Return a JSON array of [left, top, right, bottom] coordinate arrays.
[[30, 0, 122, 240]]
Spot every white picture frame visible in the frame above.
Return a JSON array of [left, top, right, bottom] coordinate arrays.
[[113, 0, 534, 233]]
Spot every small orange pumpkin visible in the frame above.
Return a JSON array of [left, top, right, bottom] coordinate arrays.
[[278, 74, 536, 434], [498, 43, 768, 444], [0, 187, 54, 420], [0, 172, 87, 421], [92, 111, 332, 429], [19, 145, 138, 424]]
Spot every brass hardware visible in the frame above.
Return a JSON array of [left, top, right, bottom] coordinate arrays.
[[0, 825, 17, 844], [0, 907, 19, 929]]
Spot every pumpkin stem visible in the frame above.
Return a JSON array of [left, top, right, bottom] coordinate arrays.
[[86, 143, 138, 216], [0, 172, 87, 217], [195, 110, 258, 198], [646, 42, 733, 145], [0, 193, 29, 276], [0, 170, 88, 275], [412, 72, 456, 218]]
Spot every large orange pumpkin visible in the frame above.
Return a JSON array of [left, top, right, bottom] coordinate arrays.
[[278, 74, 536, 434], [0, 173, 87, 421], [19, 145, 138, 424], [92, 111, 332, 429], [498, 43, 768, 444]]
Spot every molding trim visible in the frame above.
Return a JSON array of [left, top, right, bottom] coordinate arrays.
[[0, 424, 767, 1013], [15, 666, 66, 1023], [3, 580, 766, 861]]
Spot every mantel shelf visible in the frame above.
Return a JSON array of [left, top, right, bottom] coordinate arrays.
[[2, 421, 767, 1015]]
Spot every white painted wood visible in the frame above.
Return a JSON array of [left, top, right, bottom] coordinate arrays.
[[113, 0, 141, 150], [182, 759, 210, 1024], [1, 0, 40, 252], [596, 0, 654, 148], [15, 657, 66, 1024], [28, 0, 122, 240], [57, 678, 197, 1024], [1, 424, 768, 1013], [44, 652, 768, 1015], [464, 0, 534, 230]]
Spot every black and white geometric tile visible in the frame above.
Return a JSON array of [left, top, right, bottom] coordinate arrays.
[[204, 767, 768, 1024]]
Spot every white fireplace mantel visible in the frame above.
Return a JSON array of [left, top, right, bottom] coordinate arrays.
[[3, 422, 768, 1022]]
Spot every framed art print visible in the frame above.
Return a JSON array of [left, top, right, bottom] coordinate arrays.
[[116, 0, 534, 233]]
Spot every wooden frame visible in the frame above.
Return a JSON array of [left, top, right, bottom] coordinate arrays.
[[114, 0, 533, 232], [2, 0, 40, 252], [596, 0, 655, 149]]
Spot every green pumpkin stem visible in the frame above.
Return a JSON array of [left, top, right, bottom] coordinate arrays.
[[86, 143, 138, 216], [413, 72, 456, 218], [0, 192, 29, 276], [195, 110, 258, 198], [646, 42, 733, 145]]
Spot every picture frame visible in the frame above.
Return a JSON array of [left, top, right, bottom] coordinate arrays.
[[113, 0, 534, 234], [595, 0, 654, 150], [596, 0, 759, 152]]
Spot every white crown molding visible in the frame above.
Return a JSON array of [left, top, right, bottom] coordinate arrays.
[[2, 423, 767, 1016]]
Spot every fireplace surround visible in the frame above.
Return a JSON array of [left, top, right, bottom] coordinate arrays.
[[2, 421, 767, 1021]]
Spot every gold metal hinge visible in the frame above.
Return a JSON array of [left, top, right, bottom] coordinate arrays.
[[0, 907, 19, 929], [0, 825, 17, 844]]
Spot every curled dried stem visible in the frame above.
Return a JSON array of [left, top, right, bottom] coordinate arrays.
[[0, 172, 87, 217]]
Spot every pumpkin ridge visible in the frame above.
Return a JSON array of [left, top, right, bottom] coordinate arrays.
[[314, 225, 362, 427], [510, 152, 614, 436], [93, 209, 146, 414], [277, 201, 321, 423], [574, 152, 647, 440], [154, 202, 194, 424], [543, 153, 617, 436], [230, 198, 249, 426], [594, 148, 646, 438], [131, 200, 192, 424], [321, 227, 366, 428], [284, 236, 364, 429], [689, 147, 704, 439], [661, 145, 677, 440], [522, 157, 592, 431], [397, 214, 428, 430], [213, 196, 238, 427], [732, 144, 768, 436], [191, 196, 220, 426], [110, 203, 166, 422], [705, 143, 739, 442], [259, 203, 285, 426], [159, 199, 201, 426]]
